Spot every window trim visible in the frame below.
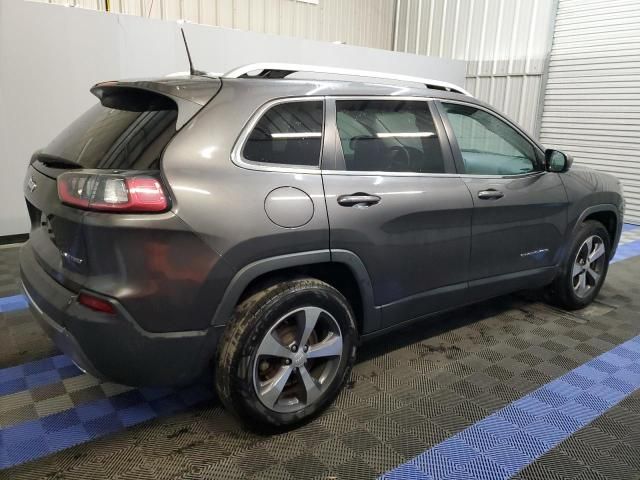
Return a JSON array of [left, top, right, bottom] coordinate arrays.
[[323, 96, 458, 177], [231, 96, 325, 173], [436, 99, 546, 178]]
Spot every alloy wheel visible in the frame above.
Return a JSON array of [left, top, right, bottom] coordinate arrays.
[[572, 234, 606, 298], [253, 306, 343, 413]]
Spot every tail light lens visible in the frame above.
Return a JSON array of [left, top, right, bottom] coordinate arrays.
[[78, 292, 116, 314], [58, 172, 168, 213]]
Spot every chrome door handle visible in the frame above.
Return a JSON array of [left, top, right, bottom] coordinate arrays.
[[337, 193, 381, 207], [478, 189, 504, 200]]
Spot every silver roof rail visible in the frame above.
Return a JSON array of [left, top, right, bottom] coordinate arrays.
[[223, 63, 471, 96]]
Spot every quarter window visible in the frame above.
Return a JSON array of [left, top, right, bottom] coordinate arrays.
[[243, 101, 323, 167], [441, 103, 538, 175], [335, 100, 445, 173]]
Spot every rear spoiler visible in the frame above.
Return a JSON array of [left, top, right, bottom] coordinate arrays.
[[91, 77, 221, 129]]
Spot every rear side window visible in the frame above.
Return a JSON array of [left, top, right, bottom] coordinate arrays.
[[243, 101, 323, 167], [42, 90, 178, 170], [336, 99, 445, 173]]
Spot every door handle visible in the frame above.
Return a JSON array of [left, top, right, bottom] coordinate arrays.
[[337, 193, 381, 207], [477, 189, 504, 200]]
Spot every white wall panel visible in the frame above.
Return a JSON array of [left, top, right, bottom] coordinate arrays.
[[394, 0, 557, 136], [540, 0, 640, 223], [31, 0, 396, 50], [2, 0, 465, 237]]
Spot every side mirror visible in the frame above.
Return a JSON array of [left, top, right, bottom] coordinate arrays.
[[545, 149, 572, 173]]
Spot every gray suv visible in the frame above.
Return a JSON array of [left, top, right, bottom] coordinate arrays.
[[20, 64, 624, 431]]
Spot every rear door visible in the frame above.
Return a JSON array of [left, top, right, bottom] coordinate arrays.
[[437, 100, 569, 299], [321, 97, 473, 331]]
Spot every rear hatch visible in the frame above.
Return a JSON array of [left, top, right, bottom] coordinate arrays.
[[24, 76, 221, 292]]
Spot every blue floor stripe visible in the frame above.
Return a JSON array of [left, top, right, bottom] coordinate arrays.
[[0, 355, 82, 397], [380, 335, 640, 480], [0, 294, 27, 313], [0, 383, 214, 469], [612, 238, 640, 263]]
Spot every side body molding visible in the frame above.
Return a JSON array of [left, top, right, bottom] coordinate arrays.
[[211, 249, 381, 334]]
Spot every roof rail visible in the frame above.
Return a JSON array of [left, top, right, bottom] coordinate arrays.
[[223, 63, 471, 96]]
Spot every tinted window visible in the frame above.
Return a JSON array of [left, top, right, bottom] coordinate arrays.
[[336, 100, 445, 173], [441, 103, 537, 175], [243, 101, 323, 167], [42, 91, 178, 170]]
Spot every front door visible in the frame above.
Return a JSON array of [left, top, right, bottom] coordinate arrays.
[[438, 101, 569, 299], [322, 98, 474, 331]]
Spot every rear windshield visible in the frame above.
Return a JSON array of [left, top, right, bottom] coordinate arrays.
[[41, 90, 178, 170]]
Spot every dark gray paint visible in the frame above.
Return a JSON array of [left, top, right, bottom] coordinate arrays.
[[322, 173, 473, 328], [462, 173, 568, 279], [20, 75, 625, 386], [264, 187, 315, 228]]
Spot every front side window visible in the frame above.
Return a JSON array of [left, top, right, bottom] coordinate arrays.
[[441, 103, 538, 176], [243, 101, 323, 167], [335, 100, 445, 173]]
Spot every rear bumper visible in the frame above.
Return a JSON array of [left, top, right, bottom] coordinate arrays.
[[20, 241, 222, 386]]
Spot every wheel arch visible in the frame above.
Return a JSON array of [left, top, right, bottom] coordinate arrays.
[[211, 250, 381, 335], [573, 204, 622, 259]]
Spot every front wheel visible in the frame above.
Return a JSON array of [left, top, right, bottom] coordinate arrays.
[[215, 278, 357, 432], [547, 220, 611, 310]]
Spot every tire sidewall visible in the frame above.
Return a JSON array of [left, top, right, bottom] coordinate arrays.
[[224, 281, 357, 431]]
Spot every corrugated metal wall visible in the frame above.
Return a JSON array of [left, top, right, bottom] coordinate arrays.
[[539, 0, 640, 224], [32, 0, 557, 136], [393, 0, 557, 136], [31, 0, 396, 50]]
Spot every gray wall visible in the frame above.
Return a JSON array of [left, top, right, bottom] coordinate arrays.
[[31, 0, 560, 138], [0, 0, 465, 236], [30, 0, 397, 50], [393, 0, 557, 136]]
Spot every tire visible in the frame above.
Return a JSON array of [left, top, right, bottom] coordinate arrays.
[[547, 220, 611, 310], [215, 278, 358, 432]]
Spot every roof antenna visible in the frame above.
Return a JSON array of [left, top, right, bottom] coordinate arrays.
[[180, 27, 205, 76]]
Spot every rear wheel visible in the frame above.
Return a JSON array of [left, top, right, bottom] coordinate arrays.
[[215, 278, 357, 432], [548, 220, 611, 310]]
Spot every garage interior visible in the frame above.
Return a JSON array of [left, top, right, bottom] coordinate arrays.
[[1, 0, 639, 479]]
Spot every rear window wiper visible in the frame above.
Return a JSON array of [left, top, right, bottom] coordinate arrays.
[[34, 153, 82, 169]]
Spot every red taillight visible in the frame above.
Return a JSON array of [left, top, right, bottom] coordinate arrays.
[[78, 293, 116, 314], [57, 172, 168, 213]]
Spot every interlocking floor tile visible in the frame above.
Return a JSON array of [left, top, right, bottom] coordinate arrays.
[[0, 242, 639, 478]]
